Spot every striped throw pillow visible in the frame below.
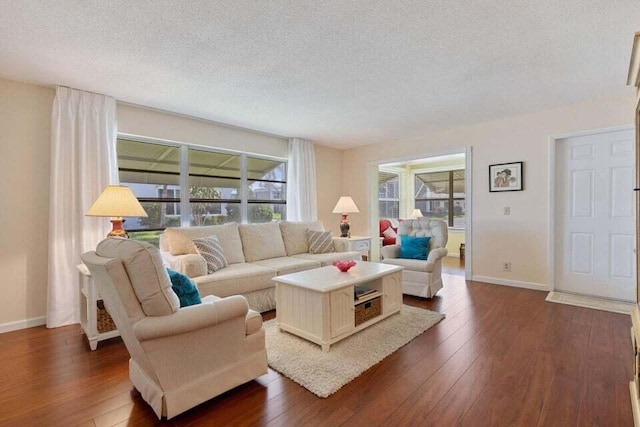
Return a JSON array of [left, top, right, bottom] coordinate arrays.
[[307, 230, 335, 254], [193, 235, 228, 273]]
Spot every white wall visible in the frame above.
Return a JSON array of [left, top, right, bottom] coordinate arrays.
[[343, 95, 636, 289], [0, 78, 55, 329]]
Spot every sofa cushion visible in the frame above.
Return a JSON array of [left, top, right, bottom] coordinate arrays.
[[279, 221, 325, 255], [96, 238, 180, 317], [292, 251, 362, 266], [238, 223, 287, 262], [383, 258, 434, 273], [252, 256, 320, 275], [163, 223, 246, 264], [307, 230, 336, 254], [193, 263, 276, 297], [193, 235, 228, 273]]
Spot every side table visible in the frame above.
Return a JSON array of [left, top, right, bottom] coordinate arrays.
[[333, 236, 373, 261], [77, 264, 120, 350]]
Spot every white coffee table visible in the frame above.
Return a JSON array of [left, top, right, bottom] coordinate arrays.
[[273, 261, 404, 351]]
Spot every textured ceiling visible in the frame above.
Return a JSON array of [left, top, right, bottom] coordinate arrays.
[[0, 1, 638, 148]]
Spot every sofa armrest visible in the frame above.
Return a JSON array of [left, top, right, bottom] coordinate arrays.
[[161, 251, 207, 278], [133, 295, 249, 342], [381, 244, 401, 260]]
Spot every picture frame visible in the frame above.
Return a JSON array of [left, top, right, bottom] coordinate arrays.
[[489, 162, 523, 192]]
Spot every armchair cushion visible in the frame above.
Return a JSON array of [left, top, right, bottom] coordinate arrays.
[[166, 268, 202, 307], [97, 238, 180, 317], [132, 295, 249, 342], [383, 258, 436, 273], [399, 235, 431, 260]]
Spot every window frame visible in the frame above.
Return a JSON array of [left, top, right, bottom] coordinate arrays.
[[378, 168, 401, 219], [117, 134, 288, 232], [412, 166, 465, 229]]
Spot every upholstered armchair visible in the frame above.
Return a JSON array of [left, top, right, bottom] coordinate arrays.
[[81, 238, 267, 420], [380, 219, 449, 298]]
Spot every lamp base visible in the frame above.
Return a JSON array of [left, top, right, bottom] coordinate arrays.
[[339, 214, 350, 238], [107, 218, 128, 238]]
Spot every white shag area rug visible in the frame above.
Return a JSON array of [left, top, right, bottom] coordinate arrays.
[[264, 304, 445, 398]]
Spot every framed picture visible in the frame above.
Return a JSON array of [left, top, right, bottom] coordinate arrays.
[[489, 162, 523, 192]]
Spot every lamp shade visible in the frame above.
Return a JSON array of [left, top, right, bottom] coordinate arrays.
[[332, 196, 360, 214], [411, 208, 424, 218], [86, 186, 148, 218]]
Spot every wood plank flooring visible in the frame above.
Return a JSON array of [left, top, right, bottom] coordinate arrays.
[[0, 258, 632, 426]]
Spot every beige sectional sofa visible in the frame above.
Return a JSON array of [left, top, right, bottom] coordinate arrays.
[[160, 221, 361, 312]]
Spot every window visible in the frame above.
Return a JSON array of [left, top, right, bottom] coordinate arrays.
[[247, 156, 287, 223], [117, 137, 287, 245], [414, 170, 465, 228], [378, 171, 400, 219], [188, 148, 241, 226]]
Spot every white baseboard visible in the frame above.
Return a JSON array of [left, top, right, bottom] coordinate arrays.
[[471, 275, 549, 292], [546, 291, 634, 315], [0, 316, 46, 334], [447, 253, 460, 258]]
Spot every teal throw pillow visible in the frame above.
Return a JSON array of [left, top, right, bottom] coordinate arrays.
[[399, 235, 431, 260], [166, 268, 202, 307]]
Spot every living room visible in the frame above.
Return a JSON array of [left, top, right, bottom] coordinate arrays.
[[2, 1, 640, 426]]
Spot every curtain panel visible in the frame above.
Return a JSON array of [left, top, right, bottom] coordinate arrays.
[[47, 87, 118, 328], [286, 138, 317, 222]]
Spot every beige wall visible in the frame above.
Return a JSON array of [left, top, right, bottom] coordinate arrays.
[[0, 78, 54, 327], [314, 144, 344, 235], [447, 229, 465, 257], [118, 103, 289, 158], [344, 95, 635, 287]]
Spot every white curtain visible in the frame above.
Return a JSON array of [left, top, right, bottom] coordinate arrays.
[[286, 138, 317, 221], [47, 87, 118, 328]]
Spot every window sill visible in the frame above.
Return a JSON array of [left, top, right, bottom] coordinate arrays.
[[449, 227, 465, 232]]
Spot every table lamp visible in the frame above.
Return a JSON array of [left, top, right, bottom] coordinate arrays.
[[86, 185, 148, 238], [411, 208, 424, 219], [332, 196, 360, 238]]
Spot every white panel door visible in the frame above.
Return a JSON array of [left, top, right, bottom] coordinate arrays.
[[555, 128, 636, 301]]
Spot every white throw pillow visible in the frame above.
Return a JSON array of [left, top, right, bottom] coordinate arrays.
[[307, 230, 336, 254], [193, 235, 228, 274]]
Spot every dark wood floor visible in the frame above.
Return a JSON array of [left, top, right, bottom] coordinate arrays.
[[0, 258, 633, 427]]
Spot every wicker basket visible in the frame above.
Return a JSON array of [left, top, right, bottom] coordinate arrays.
[[355, 296, 382, 326], [96, 300, 117, 334]]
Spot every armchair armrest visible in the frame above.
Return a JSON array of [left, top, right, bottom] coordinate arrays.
[[427, 247, 448, 263], [133, 295, 248, 341], [161, 251, 207, 278], [381, 244, 400, 260]]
